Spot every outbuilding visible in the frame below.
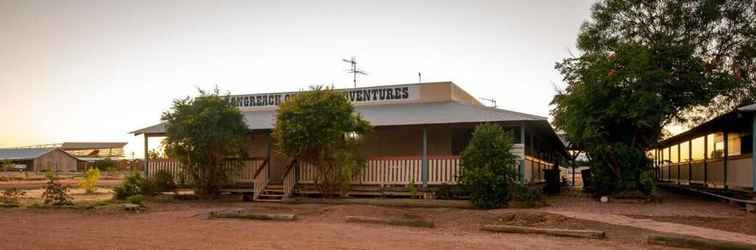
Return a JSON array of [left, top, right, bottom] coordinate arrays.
[[0, 148, 79, 172]]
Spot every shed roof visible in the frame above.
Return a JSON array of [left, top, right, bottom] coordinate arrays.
[[0, 148, 57, 160], [60, 142, 127, 150], [657, 103, 756, 147], [131, 101, 547, 135]]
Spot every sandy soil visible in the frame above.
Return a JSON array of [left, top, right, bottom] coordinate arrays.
[[1, 188, 753, 249], [0, 200, 673, 250]]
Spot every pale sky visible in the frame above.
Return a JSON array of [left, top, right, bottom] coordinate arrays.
[[0, 0, 597, 158]]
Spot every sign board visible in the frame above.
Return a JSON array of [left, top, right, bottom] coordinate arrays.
[[228, 85, 420, 109]]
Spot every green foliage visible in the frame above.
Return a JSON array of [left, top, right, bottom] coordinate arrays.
[[0, 188, 25, 206], [113, 172, 156, 200], [2, 160, 12, 172], [553, 0, 755, 195], [152, 170, 176, 193], [162, 87, 249, 195], [458, 124, 518, 209], [407, 178, 418, 198], [93, 159, 115, 172], [577, 0, 755, 121], [273, 86, 372, 197], [511, 184, 543, 208], [126, 194, 144, 205], [79, 168, 101, 194], [41, 172, 73, 206]]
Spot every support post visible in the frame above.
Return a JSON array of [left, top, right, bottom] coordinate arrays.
[[267, 132, 272, 180], [677, 143, 681, 185], [143, 134, 149, 177], [519, 124, 526, 182], [704, 135, 709, 187], [688, 139, 692, 185], [752, 114, 756, 193], [421, 127, 428, 188], [668, 147, 672, 182], [724, 129, 729, 190]]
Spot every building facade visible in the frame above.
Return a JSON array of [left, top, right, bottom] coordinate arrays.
[[650, 104, 756, 193], [132, 82, 567, 200]]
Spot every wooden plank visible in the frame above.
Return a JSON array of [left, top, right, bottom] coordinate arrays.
[[481, 224, 606, 239]]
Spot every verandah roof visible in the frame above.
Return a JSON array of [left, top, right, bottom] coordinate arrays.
[[130, 101, 547, 135]]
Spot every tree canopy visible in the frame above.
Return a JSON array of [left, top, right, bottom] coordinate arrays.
[[552, 0, 755, 195], [273, 86, 371, 196], [162, 87, 249, 195]]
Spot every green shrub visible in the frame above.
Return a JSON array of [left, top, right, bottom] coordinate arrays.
[[93, 159, 115, 172], [458, 124, 518, 209], [407, 178, 418, 198], [113, 172, 157, 200], [41, 172, 73, 206], [152, 170, 176, 193], [511, 184, 543, 208], [126, 194, 144, 205], [0, 188, 25, 205], [78, 168, 101, 194]]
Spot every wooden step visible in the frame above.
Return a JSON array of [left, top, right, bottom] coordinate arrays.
[[259, 194, 284, 199]]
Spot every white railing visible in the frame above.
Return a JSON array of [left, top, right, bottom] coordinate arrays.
[[252, 160, 269, 201], [146, 158, 266, 185], [299, 156, 459, 185], [282, 162, 297, 199]]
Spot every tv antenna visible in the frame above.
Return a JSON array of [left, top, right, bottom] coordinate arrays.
[[342, 56, 367, 88], [479, 97, 497, 108]]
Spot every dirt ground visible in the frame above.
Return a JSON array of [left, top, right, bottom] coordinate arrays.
[[0, 200, 669, 250], [0, 188, 754, 249]]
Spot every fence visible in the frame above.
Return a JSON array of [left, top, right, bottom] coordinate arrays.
[[299, 156, 459, 185], [145, 158, 267, 185]]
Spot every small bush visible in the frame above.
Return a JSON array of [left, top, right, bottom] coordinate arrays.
[[113, 172, 157, 200], [511, 184, 544, 208], [1, 188, 25, 206], [152, 170, 176, 193], [407, 178, 418, 198], [78, 168, 101, 194], [93, 159, 115, 172], [42, 172, 73, 206], [126, 194, 144, 205], [459, 124, 518, 208]]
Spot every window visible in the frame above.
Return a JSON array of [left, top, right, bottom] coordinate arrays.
[[707, 133, 717, 159], [680, 141, 689, 162], [670, 145, 679, 163], [691, 136, 704, 160]]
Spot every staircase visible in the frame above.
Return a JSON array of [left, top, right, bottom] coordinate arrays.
[[255, 182, 285, 202]]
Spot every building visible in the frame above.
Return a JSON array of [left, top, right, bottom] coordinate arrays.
[[132, 81, 567, 200], [0, 148, 79, 172], [650, 104, 756, 193], [20, 142, 127, 162]]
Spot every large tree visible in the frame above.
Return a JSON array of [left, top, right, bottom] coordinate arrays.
[[273, 86, 371, 197], [162, 88, 249, 195], [553, 0, 755, 195]]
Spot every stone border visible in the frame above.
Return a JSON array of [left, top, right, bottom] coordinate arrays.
[[210, 210, 297, 221], [647, 234, 756, 250], [481, 224, 606, 239], [345, 216, 434, 228]]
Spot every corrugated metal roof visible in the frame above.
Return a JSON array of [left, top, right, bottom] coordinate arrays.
[[0, 148, 56, 160], [60, 142, 127, 150], [738, 103, 756, 112], [132, 101, 547, 135]]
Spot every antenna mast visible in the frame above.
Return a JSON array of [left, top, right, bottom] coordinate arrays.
[[479, 97, 497, 108], [342, 56, 367, 88]]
